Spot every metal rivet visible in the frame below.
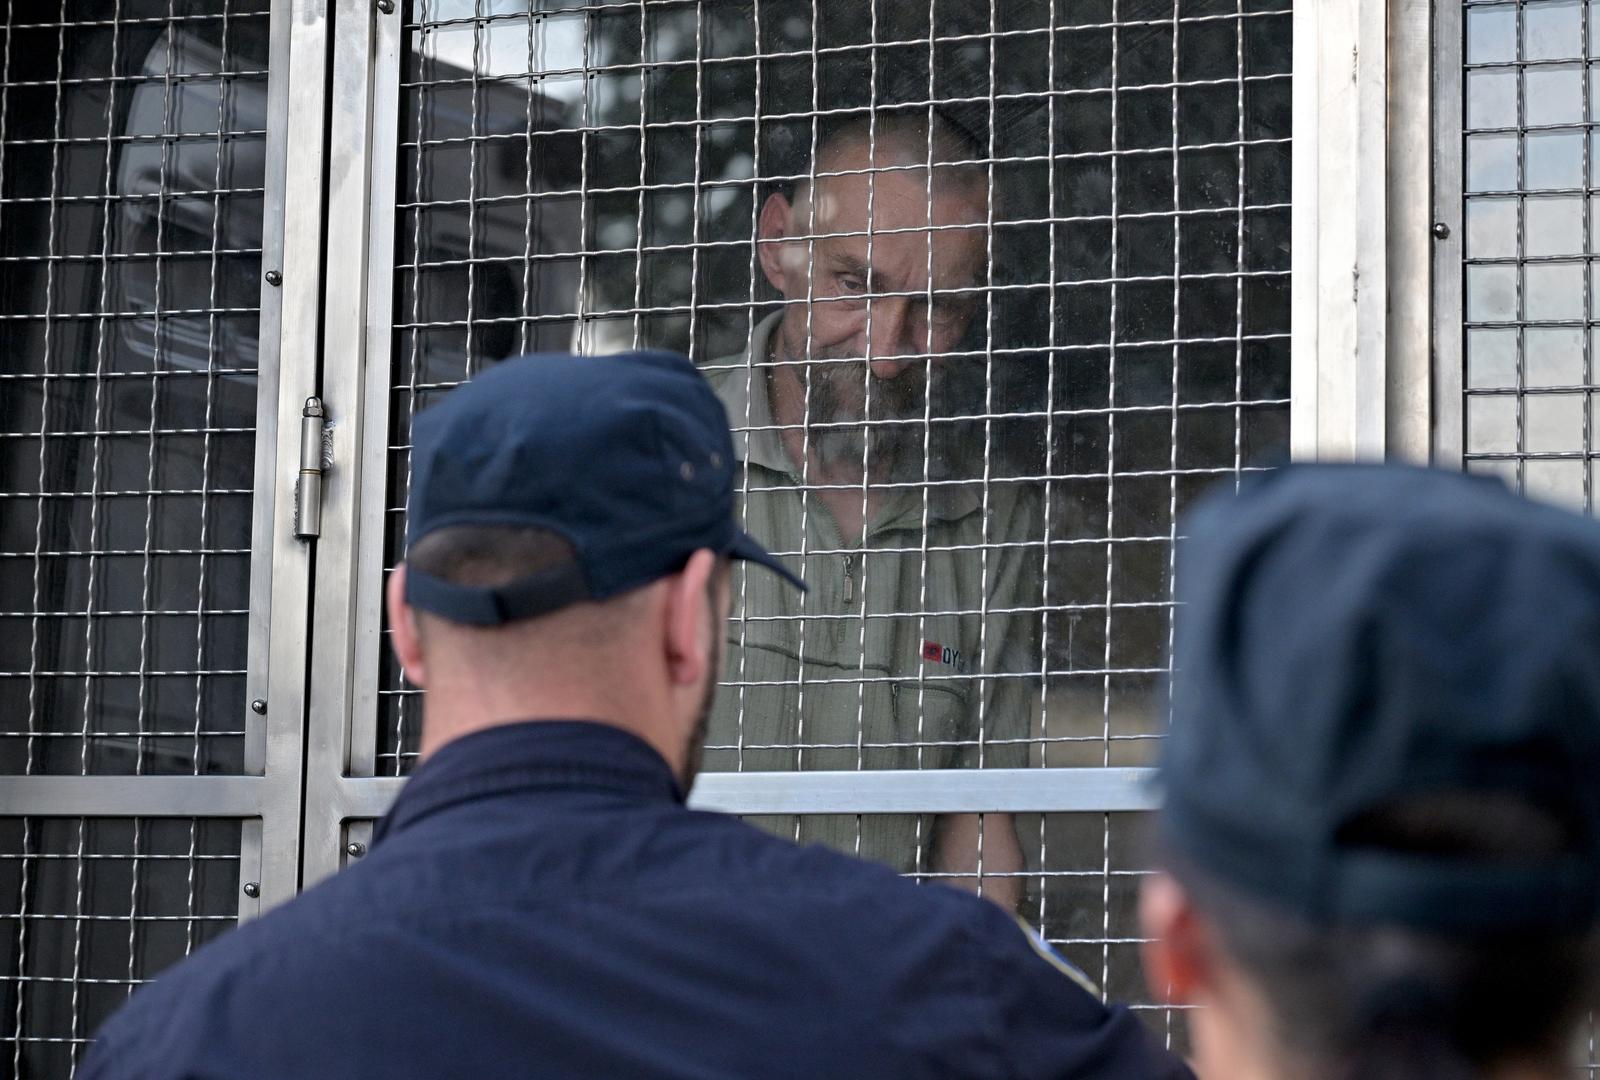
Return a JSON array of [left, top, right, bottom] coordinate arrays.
[[680, 462, 694, 481], [377, 0, 395, 12], [242, 881, 260, 898], [264, 270, 282, 286], [250, 698, 267, 715], [346, 842, 367, 859], [1431, 222, 1451, 240]]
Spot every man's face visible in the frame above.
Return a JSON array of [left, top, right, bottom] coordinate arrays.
[[758, 141, 987, 481]]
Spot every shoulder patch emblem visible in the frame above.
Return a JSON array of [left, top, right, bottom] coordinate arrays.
[[1014, 916, 1100, 998]]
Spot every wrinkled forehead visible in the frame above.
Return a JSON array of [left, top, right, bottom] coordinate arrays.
[[794, 135, 988, 234]]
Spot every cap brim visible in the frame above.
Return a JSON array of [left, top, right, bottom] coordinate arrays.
[[728, 530, 808, 592]]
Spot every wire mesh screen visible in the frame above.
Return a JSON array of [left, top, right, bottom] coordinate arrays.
[[0, 816, 242, 1078], [1459, 0, 1600, 507], [0, 2, 271, 777], [378, 0, 1292, 785]]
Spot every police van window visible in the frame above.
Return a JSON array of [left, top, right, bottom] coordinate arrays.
[[381, 0, 1293, 785], [0, 6, 269, 1074], [0, 9, 269, 779]]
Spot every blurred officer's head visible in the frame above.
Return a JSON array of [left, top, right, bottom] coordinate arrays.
[[756, 109, 987, 482], [1143, 465, 1600, 1080], [387, 350, 804, 789]]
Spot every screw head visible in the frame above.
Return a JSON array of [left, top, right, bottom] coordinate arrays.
[[242, 881, 261, 898], [1431, 222, 1451, 240], [264, 270, 283, 286], [250, 698, 267, 715], [377, 0, 395, 12], [346, 842, 367, 859]]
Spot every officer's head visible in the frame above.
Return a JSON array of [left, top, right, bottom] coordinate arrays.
[[1141, 465, 1600, 1080], [386, 350, 805, 790]]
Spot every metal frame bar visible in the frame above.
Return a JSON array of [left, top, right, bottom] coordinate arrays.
[[298, 0, 391, 892], [314, 768, 1160, 823], [0, 777, 265, 818], [1389, 0, 1434, 461], [1431, 0, 1464, 467], [1291, 0, 1391, 460], [248, 0, 334, 915]]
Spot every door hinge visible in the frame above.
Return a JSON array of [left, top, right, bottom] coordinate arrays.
[[294, 397, 326, 540]]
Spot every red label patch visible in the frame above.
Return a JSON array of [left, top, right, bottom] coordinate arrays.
[[922, 640, 964, 669], [922, 640, 943, 662]]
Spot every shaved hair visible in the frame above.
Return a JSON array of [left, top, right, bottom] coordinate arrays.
[[784, 109, 988, 207]]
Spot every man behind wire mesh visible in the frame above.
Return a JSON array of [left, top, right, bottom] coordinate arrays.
[[79, 350, 1191, 1079], [702, 107, 1041, 908], [1140, 464, 1600, 1079]]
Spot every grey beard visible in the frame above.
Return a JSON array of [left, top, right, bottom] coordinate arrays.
[[773, 334, 944, 484], [806, 372, 931, 485]]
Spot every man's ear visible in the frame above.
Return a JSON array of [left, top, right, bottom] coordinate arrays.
[[756, 192, 794, 295], [386, 564, 428, 690], [662, 548, 719, 689], [1139, 870, 1212, 1006]]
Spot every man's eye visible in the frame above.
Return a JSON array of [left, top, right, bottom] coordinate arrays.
[[839, 275, 866, 294]]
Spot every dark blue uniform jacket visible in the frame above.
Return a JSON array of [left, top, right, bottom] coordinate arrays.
[[81, 721, 1193, 1079]]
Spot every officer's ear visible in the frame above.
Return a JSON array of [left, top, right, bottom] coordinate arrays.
[[662, 548, 719, 689], [386, 564, 429, 690], [1138, 871, 1213, 1006]]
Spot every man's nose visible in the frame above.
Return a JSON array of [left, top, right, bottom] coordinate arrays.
[[865, 297, 922, 379]]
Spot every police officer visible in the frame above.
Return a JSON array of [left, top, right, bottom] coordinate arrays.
[[81, 351, 1192, 1079], [1140, 465, 1600, 1080]]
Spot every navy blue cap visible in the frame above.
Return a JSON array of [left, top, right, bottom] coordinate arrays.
[[403, 350, 804, 624], [1160, 464, 1600, 936]]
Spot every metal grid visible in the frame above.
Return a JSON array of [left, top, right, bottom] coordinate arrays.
[[1459, 0, 1600, 508], [0, 1, 271, 777], [375, 0, 1293, 775], [0, 815, 242, 1078], [1450, 11, 1600, 1073]]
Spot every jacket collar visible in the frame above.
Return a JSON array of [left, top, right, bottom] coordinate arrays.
[[373, 721, 684, 844]]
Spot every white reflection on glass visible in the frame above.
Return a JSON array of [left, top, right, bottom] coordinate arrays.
[[1467, 3, 1517, 64], [1468, 68, 1518, 129], [1467, 132, 1519, 191], [1469, 264, 1519, 321], [1468, 196, 1519, 258], [1524, 392, 1585, 451], [1468, 394, 1520, 453], [1469, 328, 1520, 388], [1524, 460, 1586, 508], [1525, 261, 1586, 320], [1524, 0, 1583, 62], [1525, 65, 1584, 126], [1468, 458, 1521, 488], [1524, 130, 1584, 189], [414, 4, 588, 106], [1524, 326, 1584, 385], [1525, 196, 1584, 257]]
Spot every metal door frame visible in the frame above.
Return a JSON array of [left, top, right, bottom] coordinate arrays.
[[0, 0, 334, 919], [291, 0, 1444, 893], [1430, 0, 1465, 468], [1289, 0, 1434, 464]]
